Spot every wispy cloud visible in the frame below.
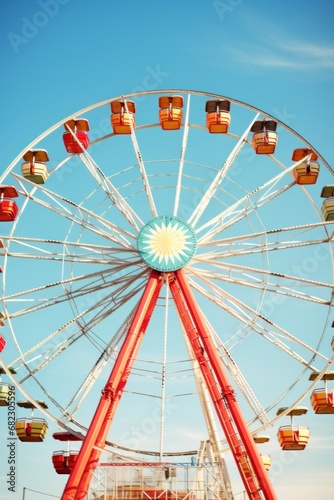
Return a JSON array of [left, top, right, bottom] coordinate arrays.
[[274, 39, 334, 68], [308, 432, 334, 451], [228, 41, 334, 70], [224, 10, 334, 72], [280, 40, 334, 60]]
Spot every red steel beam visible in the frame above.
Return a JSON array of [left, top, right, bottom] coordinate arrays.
[[168, 275, 260, 498], [61, 270, 163, 500], [172, 270, 277, 500]]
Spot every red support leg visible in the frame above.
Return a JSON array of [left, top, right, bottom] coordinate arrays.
[[61, 267, 277, 500], [172, 270, 277, 500], [61, 270, 163, 500]]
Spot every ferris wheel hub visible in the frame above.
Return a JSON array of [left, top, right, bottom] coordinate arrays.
[[137, 215, 197, 272]]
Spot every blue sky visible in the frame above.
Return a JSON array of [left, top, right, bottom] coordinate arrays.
[[0, 1, 334, 500]]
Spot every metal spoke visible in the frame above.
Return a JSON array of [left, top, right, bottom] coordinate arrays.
[[188, 264, 332, 305], [74, 144, 143, 231], [174, 94, 191, 217], [188, 272, 330, 366], [10, 271, 147, 380], [188, 113, 260, 228], [12, 172, 136, 248], [125, 100, 157, 217]]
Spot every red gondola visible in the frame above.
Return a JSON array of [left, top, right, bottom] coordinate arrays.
[[63, 118, 90, 154], [0, 334, 5, 352], [52, 431, 83, 474], [0, 186, 19, 222], [52, 450, 79, 474]]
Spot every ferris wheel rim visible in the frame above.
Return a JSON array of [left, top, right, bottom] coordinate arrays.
[[2, 88, 333, 185], [0, 88, 333, 463]]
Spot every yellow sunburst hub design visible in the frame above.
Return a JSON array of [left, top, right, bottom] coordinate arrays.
[[146, 222, 190, 263], [137, 216, 197, 272]]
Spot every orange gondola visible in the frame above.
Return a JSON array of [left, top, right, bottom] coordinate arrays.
[[240, 454, 271, 474], [0, 186, 19, 222], [250, 120, 278, 155], [276, 407, 310, 450], [277, 425, 310, 450], [21, 149, 49, 184], [292, 148, 318, 162], [159, 96, 183, 130], [111, 100, 136, 134], [291, 148, 319, 185], [63, 118, 90, 154], [205, 100, 231, 133], [309, 371, 334, 414], [15, 400, 48, 442]]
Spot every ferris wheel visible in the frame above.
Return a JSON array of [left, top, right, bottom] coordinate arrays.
[[0, 89, 334, 500]]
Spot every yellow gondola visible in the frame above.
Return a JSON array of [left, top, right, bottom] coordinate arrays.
[[260, 454, 272, 471], [320, 186, 334, 221], [0, 383, 11, 406], [15, 400, 48, 442], [21, 149, 49, 184], [0, 368, 16, 407], [16, 418, 48, 442], [253, 435, 271, 471]]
